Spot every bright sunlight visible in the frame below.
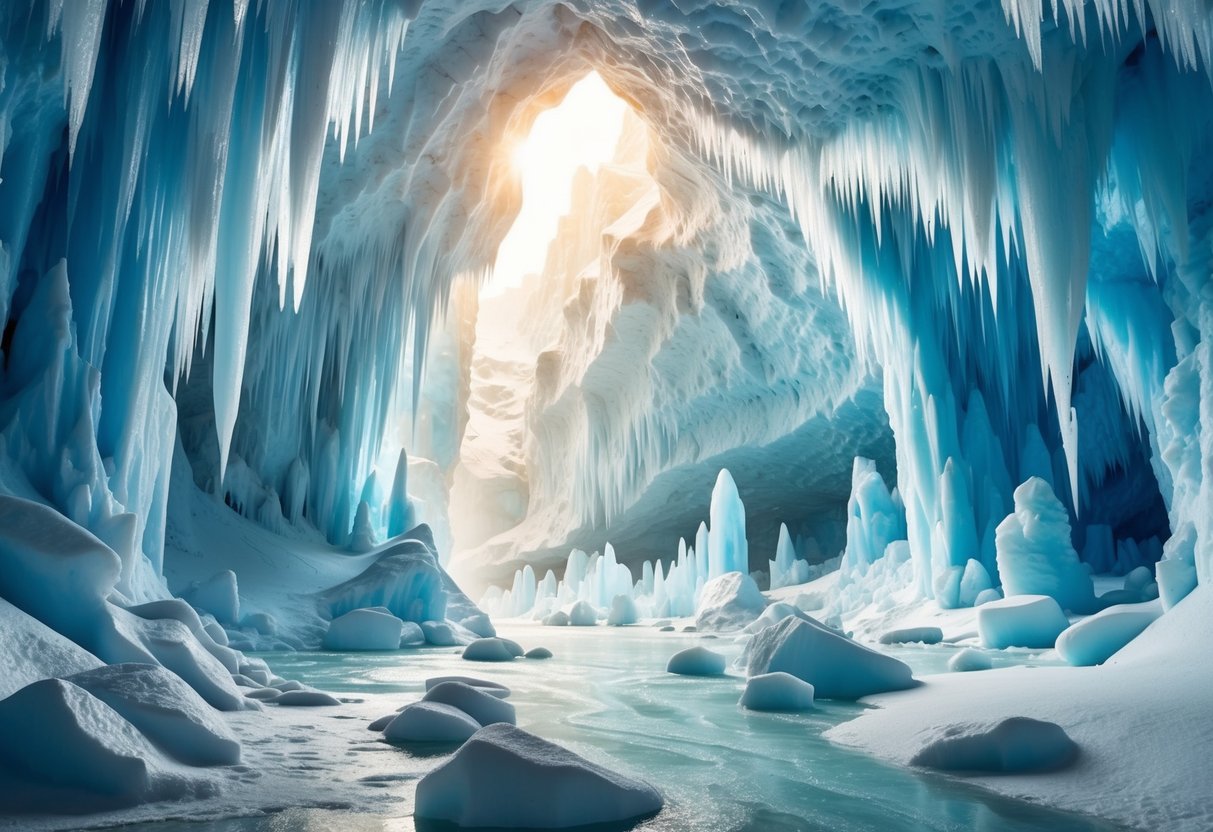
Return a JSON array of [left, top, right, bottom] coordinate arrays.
[[486, 72, 629, 297]]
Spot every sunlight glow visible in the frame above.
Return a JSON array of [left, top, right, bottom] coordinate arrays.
[[486, 72, 629, 297]]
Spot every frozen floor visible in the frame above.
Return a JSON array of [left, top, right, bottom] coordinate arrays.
[[94, 624, 1124, 832]]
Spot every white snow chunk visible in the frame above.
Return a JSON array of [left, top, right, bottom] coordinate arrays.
[[272, 690, 341, 706], [666, 646, 727, 676], [0, 597, 102, 700], [424, 681, 516, 726], [426, 676, 511, 698], [1055, 602, 1161, 666], [744, 616, 917, 699], [694, 572, 767, 632], [0, 679, 210, 812], [463, 638, 517, 662], [995, 479, 1095, 613], [543, 610, 570, 626], [879, 626, 943, 645], [739, 672, 815, 711], [322, 608, 404, 651], [909, 717, 1079, 774], [568, 600, 598, 626], [415, 724, 662, 828], [607, 594, 639, 626], [948, 648, 993, 672], [385, 701, 480, 744], [978, 594, 1070, 649], [525, 647, 553, 659], [66, 663, 241, 765]]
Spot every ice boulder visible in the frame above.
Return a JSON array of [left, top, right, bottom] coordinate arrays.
[[400, 621, 426, 646], [974, 588, 1002, 606], [273, 690, 341, 706], [958, 560, 994, 607], [739, 672, 815, 711], [425, 676, 511, 698], [415, 724, 662, 828], [463, 638, 517, 662], [423, 681, 516, 726], [666, 646, 727, 676], [744, 616, 916, 699], [995, 479, 1096, 613], [948, 648, 993, 672], [324, 539, 447, 623], [526, 647, 553, 659], [568, 600, 598, 626], [977, 595, 1070, 649], [183, 571, 240, 624], [1055, 602, 1161, 666], [543, 610, 570, 626], [420, 620, 464, 646], [694, 572, 767, 632], [607, 594, 638, 626], [385, 701, 481, 744], [909, 717, 1079, 773], [878, 626, 943, 645], [743, 602, 811, 634], [0, 679, 207, 811], [322, 608, 404, 651]]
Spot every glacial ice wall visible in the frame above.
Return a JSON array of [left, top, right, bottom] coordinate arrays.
[[0, 0, 1210, 610]]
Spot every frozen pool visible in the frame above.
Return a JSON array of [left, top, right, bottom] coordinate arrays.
[[113, 624, 1122, 832]]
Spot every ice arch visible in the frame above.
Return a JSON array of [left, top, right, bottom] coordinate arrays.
[[0, 0, 1208, 609]]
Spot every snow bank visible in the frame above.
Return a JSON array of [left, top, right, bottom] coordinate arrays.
[[0, 679, 210, 812], [909, 717, 1079, 774], [977, 594, 1070, 649], [744, 616, 916, 699], [322, 608, 404, 651], [1055, 602, 1161, 666], [324, 539, 448, 622], [694, 572, 767, 632], [414, 724, 662, 827], [739, 672, 815, 711], [66, 664, 240, 766], [385, 701, 480, 744], [423, 681, 516, 726], [666, 646, 727, 676], [0, 598, 102, 700]]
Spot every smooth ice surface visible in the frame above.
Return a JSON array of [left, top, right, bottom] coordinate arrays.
[[978, 595, 1071, 649], [415, 723, 663, 828]]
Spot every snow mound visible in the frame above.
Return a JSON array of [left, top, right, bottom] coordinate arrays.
[[420, 620, 467, 646], [739, 672, 815, 711], [66, 663, 240, 766], [607, 594, 638, 626], [694, 572, 767, 632], [743, 601, 813, 634], [0, 678, 210, 812], [543, 611, 570, 626], [666, 646, 727, 676], [995, 479, 1095, 613], [385, 701, 480, 744], [0, 597, 102, 700], [423, 681, 516, 726], [879, 626, 943, 645], [978, 594, 1070, 649], [426, 676, 511, 698], [463, 638, 518, 662], [414, 724, 662, 828], [324, 539, 448, 623], [526, 647, 553, 659], [744, 616, 917, 699], [909, 717, 1079, 774], [401, 621, 426, 646], [948, 648, 993, 672], [322, 608, 404, 651], [272, 690, 340, 706], [1055, 602, 1161, 666]]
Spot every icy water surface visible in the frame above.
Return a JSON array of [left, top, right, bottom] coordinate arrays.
[[122, 624, 1123, 832]]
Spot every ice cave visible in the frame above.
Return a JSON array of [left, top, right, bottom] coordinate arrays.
[[0, 0, 1211, 829]]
